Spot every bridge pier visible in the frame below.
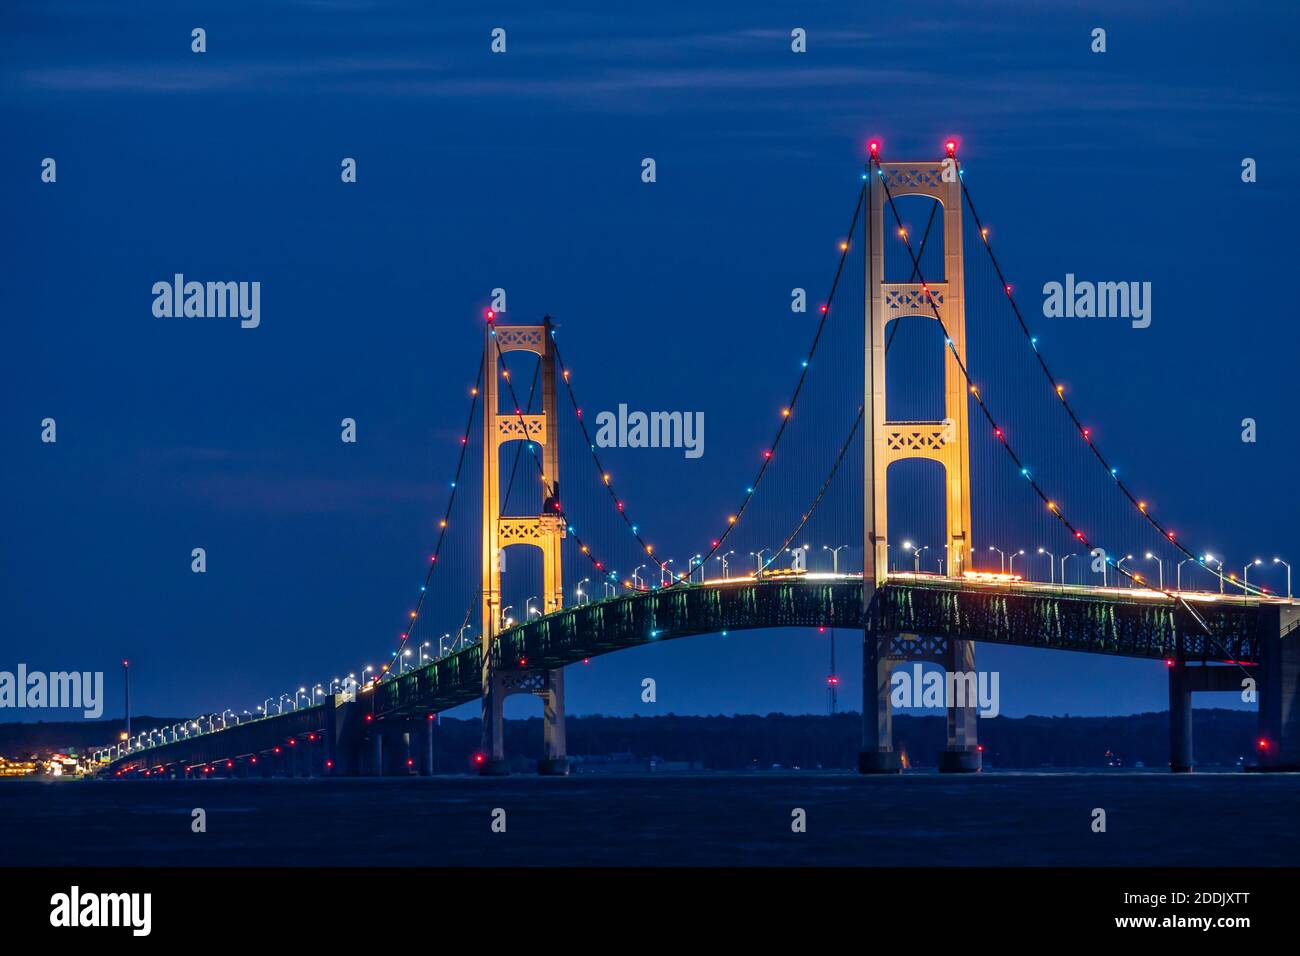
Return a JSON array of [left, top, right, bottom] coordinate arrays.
[[419, 715, 435, 776], [369, 730, 384, 776], [938, 638, 982, 773], [538, 668, 569, 776], [480, 673, 511, 775], [858, 632, 901, 773], [1168, 662, 1194, 773], [400, 727, 415, 774], [1252, 605, 1300, 771]]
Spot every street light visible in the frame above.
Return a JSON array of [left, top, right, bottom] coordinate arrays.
[[751, 550, 770, 572], [576, 579, 590, 604], [716, 551, 735, 580], [1113, 553, 1134, 587], [1060, 552, 1079, 585], [903, 541, 928, 573], [988, 546, 1006, 574], [1008, 549, 1026, 577], [419, 643, 431, 665], [1037, 547, 1055, 584], [822, 544, 849, 574], [1244, 558, 1262, 591], [279, 694, 292, 713], [632, 565, 647, 590], [1144, 552, 1164, 589], [659, 561, 674, 587], [1274, 557, 1292, 598], [689, 554, 704, 582], [526, 596, 539, 618], [1177, 556, 1193, 591], [1203, 554, 1225, 594], [500, 605, 513, 629]]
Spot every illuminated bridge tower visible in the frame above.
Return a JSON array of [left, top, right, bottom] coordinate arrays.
[[860, 155, 981, 774], [480, 318, 569, 776]]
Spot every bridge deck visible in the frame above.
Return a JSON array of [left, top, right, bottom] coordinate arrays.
[[107, 573, 1290, 770]]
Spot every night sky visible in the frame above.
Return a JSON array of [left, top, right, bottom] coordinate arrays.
[[3, 0, 1298, 726]]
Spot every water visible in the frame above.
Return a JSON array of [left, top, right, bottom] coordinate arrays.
[[3, 770, 1296, 867]]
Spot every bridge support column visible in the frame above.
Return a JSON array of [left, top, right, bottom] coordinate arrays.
[[369, 731, 383, 777], [538, 668, 569, 776], [480, 672, 510, 776], [1168, 662, 1194, 773], [401, 728, 414, 774], [938, 638, 981, 773], [858, 632, 901, 773], [419, 715, 435, 776], [1253, 605, 1300, 771]]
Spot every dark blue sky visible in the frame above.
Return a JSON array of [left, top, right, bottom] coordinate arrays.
[[3, 0, 1298, 725]]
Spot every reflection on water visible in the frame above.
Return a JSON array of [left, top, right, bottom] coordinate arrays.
[[2, 770, 1296, 867]]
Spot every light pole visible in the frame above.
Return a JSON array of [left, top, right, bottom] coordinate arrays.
[[603, 577, 616, 599], [632, 565, 647, 590], [988, 546, 1006, 574], [279, 694, 292, 713], [1144, 552, 1164, 589], [690, 554, 704, 582], [526, 596, 539, 619], [1008, 548, 1026, 577], [716, 551, 735, 580], [659, 561, 674, 587], [823, 544, 849, 574], [296, 687, 309, 709], [401, 649, 413, 673], [122, 659, 130, 743], [1037, 547, 1055, 584], [419, 643, 431, 665], [576, 579, 590, 605], [1203, 554, 1225, 593], [1114, 554, 1133, 587], [1244, 558, 1262, 591], [1274, 557, 1292, 598], [1061, 553, 1078, 585], [500, 605, 513, 629], [903, 541, 928, 573], [1177, 557, 1193, 591], [751, 550, 770, 573]]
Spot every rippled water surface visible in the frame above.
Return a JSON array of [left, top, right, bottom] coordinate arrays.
[[3, 770, 1296, 866]]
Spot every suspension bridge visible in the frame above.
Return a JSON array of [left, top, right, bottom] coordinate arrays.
[[98, 143, 1300, 779]]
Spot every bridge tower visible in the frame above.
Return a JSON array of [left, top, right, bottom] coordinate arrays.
[[860, 156, 981, 773], [480, 317, 569, 776]]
